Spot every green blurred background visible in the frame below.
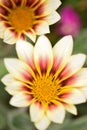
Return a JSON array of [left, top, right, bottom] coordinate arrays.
[[0, 0, 87, 130]]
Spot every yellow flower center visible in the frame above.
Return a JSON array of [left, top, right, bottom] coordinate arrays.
[[32, 75, 60, 104], [8, 7, 34, 32]]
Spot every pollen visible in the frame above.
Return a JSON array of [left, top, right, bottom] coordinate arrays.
[[32, 75, 60, 104], [8, 7, 35, 32]]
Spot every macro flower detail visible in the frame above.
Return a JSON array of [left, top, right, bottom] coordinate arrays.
[[1, 35, 87, 130], [0, 0, 61, 44]]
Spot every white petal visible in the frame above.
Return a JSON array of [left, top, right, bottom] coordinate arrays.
[[1, 74, 16, 86], [34, 35, 53, 75], [35, 21, 50, 35], [10, 92, 32, 107], [5, 81, 26, 95], [24, 31, 36, 42], [43, 0, 61, 15], [35, 116, 50, 130], [52, 35, 73, 74], [61, 54, 86, 80], [0, 22, 6, 38], [66, 68, 87, 86], [45, 11, 61, 25], [4, 29, 17, 44], [30, 103, 44, 122], [60, 89, 86, 104], [4, 58, 34, 82], [80, 87, 87, 99], [47, 103, 65, 123], [65, 104, 77, 115], [16, 39, 35, 70]]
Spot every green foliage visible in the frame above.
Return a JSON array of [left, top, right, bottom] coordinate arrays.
[[74, 29, 87, 55], [8, 110, 36, 130]]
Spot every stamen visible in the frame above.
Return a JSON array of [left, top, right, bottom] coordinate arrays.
[[30, 0, 39, 8], [21, 0, 27, 7], [0, 13, 8, 20], [32, 1, 44, 11], [0, 3, 11, 12], [32, 75, 60, 103], [33, 20, 43, 24], [10, 0, 16, 8]]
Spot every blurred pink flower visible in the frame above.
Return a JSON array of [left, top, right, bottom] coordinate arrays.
[[55, 6, 81, 37]]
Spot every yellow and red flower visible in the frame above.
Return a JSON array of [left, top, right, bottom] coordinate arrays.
[[0, 0, 61, 44], [2, 35, 87, 130]]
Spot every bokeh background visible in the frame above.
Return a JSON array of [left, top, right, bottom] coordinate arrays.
[[0, 0, 87, 130]]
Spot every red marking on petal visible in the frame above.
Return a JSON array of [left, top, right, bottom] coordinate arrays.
[[22, 85, 32, 92], [35, 101, 43, 109], [39, 58, 49, 74], [60, 64, 71, 79], [35, 4, 44, 16], [62, 74, 78, 86], [0, 6, 9, 16], [48, 103, 57, 111], [22, 71, 34, 82], [59, 92, 71, 99], [26, 94, 33, 101], [3, 0, 12, 8], [26, 0, 36, 6], [51, 57, 62, 74], [20, 33, 26, 40], [14, 0, 21, 6]]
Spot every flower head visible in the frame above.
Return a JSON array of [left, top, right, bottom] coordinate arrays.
[[2, 35, 87, 130], [0, 0, 61, 44], [55, 5, 81, 37]]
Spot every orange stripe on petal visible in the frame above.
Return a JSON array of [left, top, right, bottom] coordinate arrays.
[[16, 39, 36, 72], [52, 35, 73, 75], [59, 88, 86, 104], [60, 54, 86, 81], [4, 58, 35, 83], [34, 35, 53, 76]]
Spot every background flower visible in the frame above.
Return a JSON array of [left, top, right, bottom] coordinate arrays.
[[1, 35, 87, 130], [55, 5, 81, 37], [0, 0, 61, 44]]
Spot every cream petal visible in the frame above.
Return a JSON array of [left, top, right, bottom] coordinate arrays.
[[59, 88, 86, 104], [34, 35, 53, 75], [4, 29, 17, 44], [5, 81, 27, 95], [64, 104, 77, 115], [52, 35, 73, 74], [35, 21, 50, 35], [10, 92, 32, 107], [1, 74, 16, 86], [16, 39, 35, 70], [35, 115, 50, 130], [47, 103, 65, 123], [61, 54, 86, 80], [80, 87, 87, 99], [45, 11, 60, 25], [24, 31, 36, 42], [65, 68, 87, 87], [30, 102, 44, 122], [4, 58, 35, 82], [43, 0, 61, 15], [0, 22, 6, 38]]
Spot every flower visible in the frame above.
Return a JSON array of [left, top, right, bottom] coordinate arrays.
[[55, 5, 81, 37], [1, 35, 87, 130], [0, 0, 61, 44]]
